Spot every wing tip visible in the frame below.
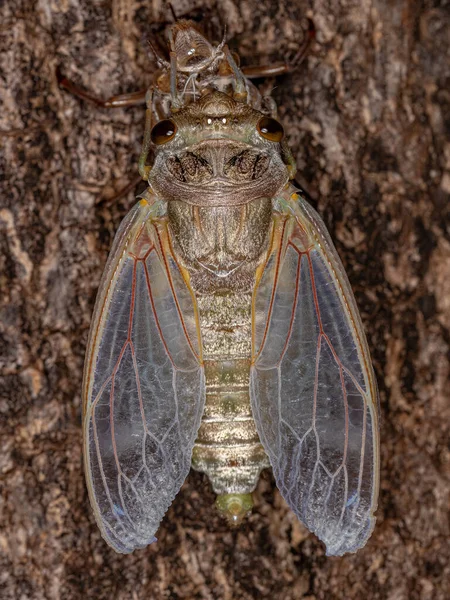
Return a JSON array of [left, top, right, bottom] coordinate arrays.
[[103, 531, 158, 554], [321, 515, 377, 557]]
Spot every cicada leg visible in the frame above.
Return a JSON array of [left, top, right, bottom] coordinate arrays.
[[57, 68, 155, 200], [95, 174, 145, 207], [56, 68, 147, 108]]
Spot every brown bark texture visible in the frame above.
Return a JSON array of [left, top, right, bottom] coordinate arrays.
[[1, 0, 449, 598]]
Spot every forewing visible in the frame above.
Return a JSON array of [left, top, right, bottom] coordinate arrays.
[[82, 199, 205, 553], [250, 192, 380, 556]]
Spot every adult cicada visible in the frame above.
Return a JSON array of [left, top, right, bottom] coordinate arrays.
[[78, 20, 380, 556]]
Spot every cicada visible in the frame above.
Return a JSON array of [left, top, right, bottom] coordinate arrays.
[[81, 20, 380, 556]]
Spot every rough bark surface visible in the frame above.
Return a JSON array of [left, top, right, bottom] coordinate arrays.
[[1, 0, 449, 599]]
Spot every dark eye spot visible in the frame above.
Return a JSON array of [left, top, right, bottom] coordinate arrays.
[[234, 151, 254, 174], [181, 152, 212, 177], [166, 156, 186, 181], [151, 119, 177, 145], [252, 154, 269, 179], [224, 150, 270, 181], [257, 117, 284, 142], [166, 152, 213, 182]]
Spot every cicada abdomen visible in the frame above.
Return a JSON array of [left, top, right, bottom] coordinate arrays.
[[82, 19, 380, 556]]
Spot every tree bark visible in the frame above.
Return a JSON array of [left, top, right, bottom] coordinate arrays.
[[1, 0, 449, 598]]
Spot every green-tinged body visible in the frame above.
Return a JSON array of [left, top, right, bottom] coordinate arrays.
[[82, 19, 380, 554]]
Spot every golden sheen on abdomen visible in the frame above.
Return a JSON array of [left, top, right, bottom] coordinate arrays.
[[191, 292, 269, 494]]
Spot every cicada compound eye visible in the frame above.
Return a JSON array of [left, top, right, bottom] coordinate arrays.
[[257, 117, 284, 143], [151, 119, 177, 145]]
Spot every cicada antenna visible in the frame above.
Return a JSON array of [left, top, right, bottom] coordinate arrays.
[[290, 18, 316, 68], [147, 39, 169, 69], [168, 2, 178, 22]]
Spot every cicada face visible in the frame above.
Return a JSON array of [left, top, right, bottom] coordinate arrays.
[[148, 91, 289, 207]]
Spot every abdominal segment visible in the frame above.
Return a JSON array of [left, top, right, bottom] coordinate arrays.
[[191, 292, 269, 494]]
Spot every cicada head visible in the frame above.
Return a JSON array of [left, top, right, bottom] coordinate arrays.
[[148, 91, 290, 208]]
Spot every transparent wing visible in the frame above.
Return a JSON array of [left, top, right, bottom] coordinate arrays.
[[82, 199, 205, 553], [250, 191, 380, 556]]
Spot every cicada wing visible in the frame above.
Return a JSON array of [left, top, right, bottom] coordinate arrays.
[[250, 192, 380, 556], [82, 199, 205, 553]]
